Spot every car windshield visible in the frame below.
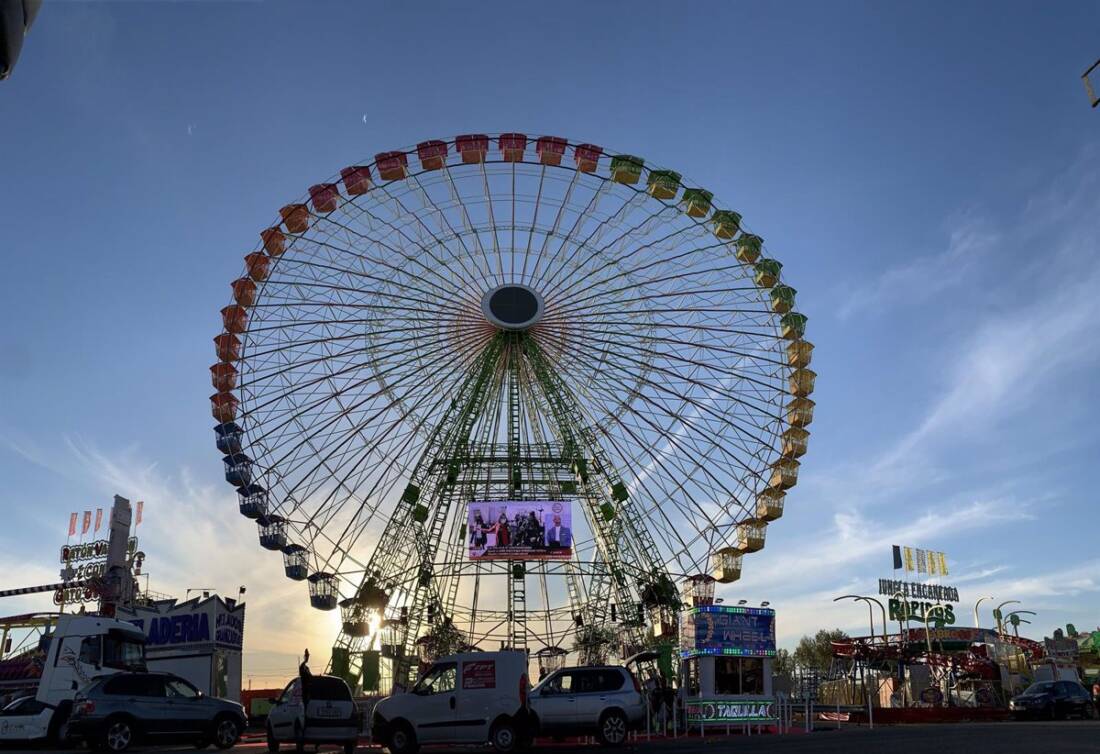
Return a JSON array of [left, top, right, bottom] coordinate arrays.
[[1023, 682, 1056, 694], [102, 633, 146, 671]]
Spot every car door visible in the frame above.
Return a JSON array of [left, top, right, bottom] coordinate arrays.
[[534, 670, 578, 728], [164, 677, 210, 733], [130, 675, 172, 736], [455, 658, 497, 743], [269, 679, 302, 739], [1054, 682, 1074, 718], [410, 662, 457, 743]]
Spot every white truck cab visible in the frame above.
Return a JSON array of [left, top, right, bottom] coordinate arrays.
[[0, 614, 146, 743], [371, 650, 531, 754]]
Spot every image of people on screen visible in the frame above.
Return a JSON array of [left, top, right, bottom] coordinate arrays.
[[545, 514, 571, 549]]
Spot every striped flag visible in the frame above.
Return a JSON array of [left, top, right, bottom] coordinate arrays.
[[81, 511, 92, 535], [93, 508, 103, 533], [68, 513, 78, 537], [916, 548, 927, 574], [135, 501, 144, 526]]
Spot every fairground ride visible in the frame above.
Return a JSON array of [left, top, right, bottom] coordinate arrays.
[[208, 133, 816, 689]]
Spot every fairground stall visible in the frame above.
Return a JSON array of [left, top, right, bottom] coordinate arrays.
[[118, 595, 245, 701], [679, 581, 777, 728]]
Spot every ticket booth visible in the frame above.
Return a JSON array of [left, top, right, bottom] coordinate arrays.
[[680, 605, 777, 727]]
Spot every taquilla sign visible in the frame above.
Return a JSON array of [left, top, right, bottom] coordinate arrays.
[[685, 698, 776, 723]]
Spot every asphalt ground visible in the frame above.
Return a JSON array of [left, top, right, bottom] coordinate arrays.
[[2, 721, 1099, 754]]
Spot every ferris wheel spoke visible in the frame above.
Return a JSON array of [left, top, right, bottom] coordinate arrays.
[[340, 176, 489, 292], [316, 186, 488, 298]]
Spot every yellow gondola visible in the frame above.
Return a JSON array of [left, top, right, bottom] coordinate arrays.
[[711, 549, 742, 583]]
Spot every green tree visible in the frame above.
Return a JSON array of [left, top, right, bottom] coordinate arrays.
[[792, 628, 849, 672], [772, 647, 795, 688]]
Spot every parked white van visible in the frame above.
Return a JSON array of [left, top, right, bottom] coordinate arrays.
[[371, 650, 530, 754]]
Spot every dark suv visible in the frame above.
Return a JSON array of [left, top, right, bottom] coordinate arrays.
[[68, 672, 247, 752], [1010, 680, 1098, 720]]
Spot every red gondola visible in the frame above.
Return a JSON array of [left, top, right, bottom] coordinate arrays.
[[244, 252, 270, 282], [309, 183, 340, 214], [536, 136, 567, 166], [210, 392, 239, 423], [221, 305, 248, 334], [574, 143, 602, 173], [375, 151, 409, 181], [499, 133, 527, 162], [340, 166, 371, 195], [417, 140, 448, 171], [279, 204, 310, 234], [213, 333, 240, 362], [210, 362, 237, 392], [260, 228, 285, 256], [231, 277, 257, 307], [456, 134, 489, 164]]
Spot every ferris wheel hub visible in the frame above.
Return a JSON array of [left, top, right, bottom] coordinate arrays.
[[481, 284, 544, 331]]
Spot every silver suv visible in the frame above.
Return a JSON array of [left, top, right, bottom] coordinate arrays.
[[529, 666, 645, 746]]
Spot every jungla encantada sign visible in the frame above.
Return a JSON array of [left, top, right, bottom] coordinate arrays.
[[878, 579, 959, 626]]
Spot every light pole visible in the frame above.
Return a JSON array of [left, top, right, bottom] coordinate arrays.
[[859, 597, 889, 643], [973, 595, 994, 630], [921, 604, 947, 653], [994, 600, 1020, 635], [891, 591, 910, 640], [834, 595, 876, 638]]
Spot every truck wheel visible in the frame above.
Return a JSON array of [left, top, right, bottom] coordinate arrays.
[[387, 721, 418, 754], [597, 709, 628, 747], [266, 722, 280, 752], [47, 703, 72, 747], [489, 718, 518, 752], [102, 716, 136, 753]]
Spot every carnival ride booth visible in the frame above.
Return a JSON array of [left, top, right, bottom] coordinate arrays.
[[679, 605, 777, 727], [117, 595, 245, 701]]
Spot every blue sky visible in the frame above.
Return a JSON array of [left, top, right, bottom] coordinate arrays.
[[1, 1, 1098, 684]]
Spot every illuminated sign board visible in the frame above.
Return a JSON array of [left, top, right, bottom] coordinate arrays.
[[468, 501, 572, 561], [680, 606, 776, 658], [685, 698, 776, 723]]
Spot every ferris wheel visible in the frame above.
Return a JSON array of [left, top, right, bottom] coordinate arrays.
[[209, 133, 814, 687]]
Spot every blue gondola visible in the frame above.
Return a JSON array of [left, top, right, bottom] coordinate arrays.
[[308, 572, 338, 611], [223, 453, 252, 487], [257, 515, 286, 551], [236, 484, 268, 519], [282, 544, 309, 581], [215, 422, 244, 455]]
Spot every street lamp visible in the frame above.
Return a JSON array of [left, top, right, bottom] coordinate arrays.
[[1085, 58, 1100, 108], [973, 595, 994, 630], [834, 595, 877, 639], [921, 604, 948, 653]]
